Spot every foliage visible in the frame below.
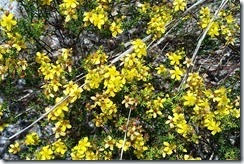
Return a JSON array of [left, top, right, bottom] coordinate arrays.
[[0, 0, 240, 160]]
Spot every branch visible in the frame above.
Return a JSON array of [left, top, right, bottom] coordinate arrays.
[[119, 107, 132, 160], [177, 0, 229, 91], [8, 95, 70, 140], [149, 0, 206, 49], [110, 35, 152, 65]]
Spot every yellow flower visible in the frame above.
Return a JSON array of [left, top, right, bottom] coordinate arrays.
[[184, 154, 201, 160], [54, 97, 69, 113], [122, 96, 135, 108], [63, 0, 79, 8], [103, 66, 125, 97], [208, 121, 222, 135], [156, 65, 167, 75], [52, 64, 63, 77], [214, 95, 230, 107], [25, 132, 40, 145], [42, 0, 52, 5], [49, 78, 62, 92], [103, 151, 113, 160], [85, 151, 97, 160], [59, 48, 72, 61], [200, 7, 210, 17], [162, 142, 176, 157], [168, 52, 182, 65], [35, 52, 50, 64], [116, 139, 131, 151], [200, 17, 211, 29], [183, 57, 193, 68], [52, 120, 71, 138], [226, 15, 234, 24], [104, 135, 116, 150], [172, 113, 185, 123], [38, 145, 54, 160], [170, 66, 184, 81], [71, 137, 91, 160], [173, 0, 187, 11], [0, 13, 17, 31], [84, 69, 103, 90], [92, 13, 106, 29], [131, 39, 147, 58], [204, 118, 222, 135], [44, 68, 56, 80], [71, 146, 83, 160], [8, 141, 20, 154], [176, 122, 191, 137], [55, 120, 72, 132], [63, 81, 83, 102], [127, 126, 140, 141], [110, 22, 123, 37], [17, 59, 28, 70], [78, 137, 91, 151], [183, 91, 197, 106], [83, 11, 93, 23], [52, 139, 67, 156], [208, 22, 219, 38], [231, 108, 240, 118], [214, 86, 227, 95]]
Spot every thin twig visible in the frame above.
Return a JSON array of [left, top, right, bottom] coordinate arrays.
[[110, 35, 152, 65], [8, 95, 70, 140], [191, 0, 228, 69], [14, 106, 34, 118], [149, 0, 206, 50], [177, 0, 229, 91], [149, 21, 178, 50], [119, 107, 132, 160]]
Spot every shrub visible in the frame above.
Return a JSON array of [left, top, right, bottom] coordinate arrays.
[[0, 0, 240, 160]]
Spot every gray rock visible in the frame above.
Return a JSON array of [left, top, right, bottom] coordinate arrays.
[[29, 124, 43, 138], [2, 153, 19, 160], [4, 124, 21, 137], [0, 137, 10, 157], [0, 97, 3, 104], [17, 78, 26, 89], [0, 0, 20, 17]]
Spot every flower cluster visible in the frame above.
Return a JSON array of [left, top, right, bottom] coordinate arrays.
[[146, 4, 172, 39], [0, 12, 17, 31], [173, 0, 187, 12], [83, 6, 108, 30], [117, 118, 148, 159], [167, 49, 185, 81], [25, 132, 40, 145], [1, 0, 240, 161], [121, 39, 150, 82], [71, 137, 92, 160], [198, 6, 239, 44], [59, 0, 80, 23]]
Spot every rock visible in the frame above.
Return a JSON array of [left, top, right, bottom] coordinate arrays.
[[0, 96, 3, 104], [43, 123, 54, 138], [0, 137, 10, 158], [40, 35, 60, 50], [2, 153, 19, 160], [0, 0, 20, 17], [17, 78, 26, 90], [29, 124, 42, 138], [4, 124, 21, 137]]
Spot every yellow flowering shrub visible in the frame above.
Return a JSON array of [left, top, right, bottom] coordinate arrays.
[[0, 0, 240, 161]]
